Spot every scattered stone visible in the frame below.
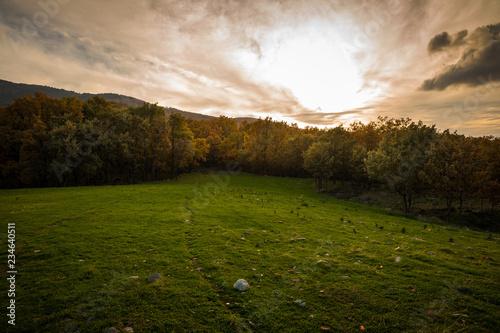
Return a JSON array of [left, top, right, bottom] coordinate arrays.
[[107, 328, 118, 333], [34, 250, 41, 253], [234, 279, 250, 292], [290, 238, 295, 242], [147, 273, 163, 282], [123, 327, 134, 333], [221, 281, 227, 286], [395, 257, 402, 263], [387, 288, 393, 291], [130, 276, 139, 279], [297, 238, 306, 241], [387, 242, 393, 245], [340, 276, 351, 279], [295, 299, 303, 303]]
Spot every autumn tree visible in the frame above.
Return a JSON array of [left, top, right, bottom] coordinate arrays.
[[422, 132, 491, 222], [303, 141, 332, 191], [303, 126, 365, 191], [168, 113, 195, 179], [129, 103, 171, 179], [365, 120, 438, 214]]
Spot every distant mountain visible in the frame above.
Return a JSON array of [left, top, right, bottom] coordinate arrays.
[[0, 79, 255, 122], [0, 79, 145, 106]]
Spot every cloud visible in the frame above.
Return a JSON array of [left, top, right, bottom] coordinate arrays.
[[421, 22, 500, 91], [427, 29, 468, 53], [1, 0, 499, 136], [292, 108, 373, 126]]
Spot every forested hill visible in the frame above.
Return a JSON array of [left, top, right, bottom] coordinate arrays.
[[0, 79, 217, 121], [0, 79, 145, 107]]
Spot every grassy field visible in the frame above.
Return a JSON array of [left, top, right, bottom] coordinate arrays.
[[1, 172, 499, 332]]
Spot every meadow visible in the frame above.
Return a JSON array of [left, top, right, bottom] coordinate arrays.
[[1, 172, 499, 332]]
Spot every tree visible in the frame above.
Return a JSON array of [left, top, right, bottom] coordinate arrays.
[[0, 93, 85, 187], [420, 132, 459, 220], [303, 126, 363, 191], [423, 135, 490, 223], [303, 141, 332, 191], [168, 113, 194, 179], [240, 117, 274, 175], [365, 120, 438, 214], [129, 103, 171, 180], [279, 130, 314, 177]]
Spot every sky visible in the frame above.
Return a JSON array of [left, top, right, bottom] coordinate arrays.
[[1, 0, 499, 136]]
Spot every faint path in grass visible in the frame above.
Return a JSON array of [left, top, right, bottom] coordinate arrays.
[[37, 186, 155, 232], [186, 239, 252, 332], [182, 193, 253, 332]]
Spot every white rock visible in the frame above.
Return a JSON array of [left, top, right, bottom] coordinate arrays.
[[395, 257, 402, 263], [234, 279, 250, 291]]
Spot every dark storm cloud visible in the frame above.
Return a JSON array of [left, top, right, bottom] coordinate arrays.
[[427, 29, 468, 53], [421, 23, 500, 91]]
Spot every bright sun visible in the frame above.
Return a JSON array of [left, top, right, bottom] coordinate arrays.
[[236, 21, 373, 115]]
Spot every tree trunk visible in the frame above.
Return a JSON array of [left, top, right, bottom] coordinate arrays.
[[446, 197, 453, 222], [459, 194, 463, 225]]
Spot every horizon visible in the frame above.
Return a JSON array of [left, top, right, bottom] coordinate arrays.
[[1, 0, 499, 136]]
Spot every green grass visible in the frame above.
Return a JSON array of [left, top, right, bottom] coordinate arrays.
[[1, 172, 499, 332]]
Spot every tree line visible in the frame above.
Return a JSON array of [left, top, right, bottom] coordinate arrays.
[[1, 93, 499, 221]]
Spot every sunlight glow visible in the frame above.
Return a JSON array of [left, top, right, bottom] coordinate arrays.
[[235, 22, 374, 114]]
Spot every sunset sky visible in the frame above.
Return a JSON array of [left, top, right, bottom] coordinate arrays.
[[1, 0, 499, 136]]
